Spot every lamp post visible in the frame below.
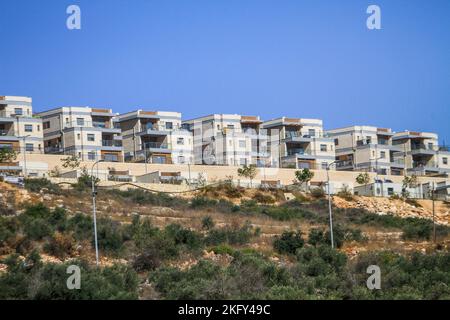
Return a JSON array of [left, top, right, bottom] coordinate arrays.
[[91, 159, 104, 266], [18, 135, 31, 177], [326, 160, 338, 249]]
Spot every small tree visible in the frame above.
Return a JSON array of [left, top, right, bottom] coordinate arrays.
[[61, 155, 81, 170], [402, 175, 418, 198], [356, 172, 370, 194], [294, 168, 314, 190], [237, 164, 257, 188], [0, 148, 17, 164]]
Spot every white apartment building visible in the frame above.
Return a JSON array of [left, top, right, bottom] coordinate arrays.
[[262, 117, 335, 170], [116, 110, 193, 165], [392, 130, 450, 177], [326, 125, 405, 176], [0, 96, 44, 154], [37, 107, 123, 162], [182, 114, 269, 166]]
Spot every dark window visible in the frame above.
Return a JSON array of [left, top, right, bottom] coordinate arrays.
[[24, 124, 33, 132]]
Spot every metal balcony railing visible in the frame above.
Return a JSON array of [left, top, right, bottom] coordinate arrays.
[[102, 140, 122, 147], [143, 142, 170, 149], [411, 144, 448, 152], [0, 129, 14, 136]]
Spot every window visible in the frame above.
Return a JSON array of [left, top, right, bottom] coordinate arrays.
[[43, 121, 50, 129], [321, 162, 328, 170], [308, 129, 316, 137], [227, 125, 235, 129], [88, 152, 96, 160], [103, 153, 118, 162], [24, 124, 33, 132], [166, 122, 173, 130], [428, 143, 434, 150], [388, 188, 394, 196], [177, 138, 184, 145], [334, 138, 339, 145], [25, 143, 34, 152], [320, 144, 327, 152], [380, 151, 386, 159], [178, 156, 185, 164], [239, 140, 246, 148], [87, 134, 95, 142], [76, 118, 85, 126], [240, 158, 247, 165], [77, 133, 81, 140], [14, 108, 23, 115], [37, 125, 40, 132], [444, 157, 448, 165]]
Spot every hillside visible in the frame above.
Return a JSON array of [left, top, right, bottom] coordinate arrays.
[[0, 179, 449, 300]]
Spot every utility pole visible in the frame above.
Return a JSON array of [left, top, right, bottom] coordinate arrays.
[[91, 159, 104, 267], [19, 135, 31, 178], [432, 182, 436, 243], [326, 160, 338, 249]]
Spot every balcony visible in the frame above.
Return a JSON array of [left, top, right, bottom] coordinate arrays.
[[44, 146, 64, 154], [139, 125, 171, 136], [144, 142, 169, 149], [336, 160, 354, 169], [102, 140, 122, 147]]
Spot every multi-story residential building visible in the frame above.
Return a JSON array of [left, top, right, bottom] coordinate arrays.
[[326, 125, 405, 175], [262, 117, 335, 169], [37, 107, 123, 162], [392, 130, 450, 176], [116, 110, 193, 164], [182, 114, 269, 166], [0, 96, 44, 154]]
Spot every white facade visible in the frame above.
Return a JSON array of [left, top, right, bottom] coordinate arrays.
[[0, 96, 44, 155], [117, 110, 193, 165], [392, 130, 450, 176], [262, 117, 335, 169], [327, 125, 405, 176], [183, 114, 269, 166], [36, 106, 123, 162]]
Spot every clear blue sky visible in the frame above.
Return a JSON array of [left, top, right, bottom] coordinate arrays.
[[1, 0, 449, 142]]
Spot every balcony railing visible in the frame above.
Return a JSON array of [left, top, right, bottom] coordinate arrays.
[[143, 142, 170, 149], [285, 131, 329, 139], [287, 149, 310, 156], [102, 140, 122, 147], [0, 129, 14, 136], [411, 144, 448, 152], [336, 160, 354, 168], [44, 146, 64, 154]]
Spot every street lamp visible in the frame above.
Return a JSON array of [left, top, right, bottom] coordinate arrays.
[[18, 135, 31, 177], [91, 159, 104, 266], [326, 160, 339, 249]]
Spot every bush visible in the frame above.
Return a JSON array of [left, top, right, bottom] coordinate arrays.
[[43, 232, 76, 259], [336, 186, 353, 201], [24, 178, 62, 195], [205, 223, 254, 246], [132, 247, 163, 271], [190, 196, 218, 208], [201, 216, 215, 230], [401, 218, 433, 241], [95, 217, 125, 254], [252, 192, 276, 204], [310, 187, 325, 199], [0, 252, 139, 299], [273, 231, 305, 255], [165, 224, 203, 251], [19, 204, 67, 240]]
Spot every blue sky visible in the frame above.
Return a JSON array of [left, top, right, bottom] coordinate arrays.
[[1, 0, 449, 142]]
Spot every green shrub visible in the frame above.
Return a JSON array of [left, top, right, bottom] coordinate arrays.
[[24, 178, 62, 195], [201, 216, 215, 230], [95, 217, 125, 254], [19, 204, 68, 240], [253, 192, 276, 204], [273, 231, 305, 255], [310, 187, 326, 199], [165, 224, 203, 250], [336, 186, 353, 201], [205, 223, 254, 246], [190, 196, 218, 208], [401, 218, 433, 240]]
